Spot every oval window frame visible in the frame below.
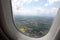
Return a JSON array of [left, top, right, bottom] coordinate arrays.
[[0, 0, 60, 40]]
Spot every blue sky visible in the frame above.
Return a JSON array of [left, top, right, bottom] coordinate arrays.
[[12, 0, 60, 16]]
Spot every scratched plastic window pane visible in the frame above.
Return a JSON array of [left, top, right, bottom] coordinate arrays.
[[11, 0, 60, 38]]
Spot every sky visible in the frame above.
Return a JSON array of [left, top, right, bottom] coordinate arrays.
[[11, 0, 60, 16]]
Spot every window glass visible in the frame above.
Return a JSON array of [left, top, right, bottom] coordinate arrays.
[[11, 0, 60, 38]]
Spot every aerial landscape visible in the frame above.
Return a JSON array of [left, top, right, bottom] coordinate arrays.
[[12, 0, 60, 38], [13, 15, 54, 38]]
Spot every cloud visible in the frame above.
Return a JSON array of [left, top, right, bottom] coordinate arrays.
[[12, 0, 59, 16], [44, 3, 49, 7], [13, 6, 58, 16], [12, 0, 32, 7], [12, 0, 33, 12], [34, 0, 39, 2], [47, 0, 60, 5]]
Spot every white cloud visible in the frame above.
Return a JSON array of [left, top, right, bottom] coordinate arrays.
[[44, 3, 49, 7], [47, 0, 60, 5], [12, 0, 58, 16], [12, 0, 33, 7], [12, 0, 33, 13], [34, 0, 39, 2], [13, 6, 58, 16]]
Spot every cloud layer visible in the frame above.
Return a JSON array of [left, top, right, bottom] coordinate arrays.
[[11, 0, 60, 16]]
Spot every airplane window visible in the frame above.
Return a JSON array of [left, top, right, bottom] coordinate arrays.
[[11, 0, 60, 38]]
